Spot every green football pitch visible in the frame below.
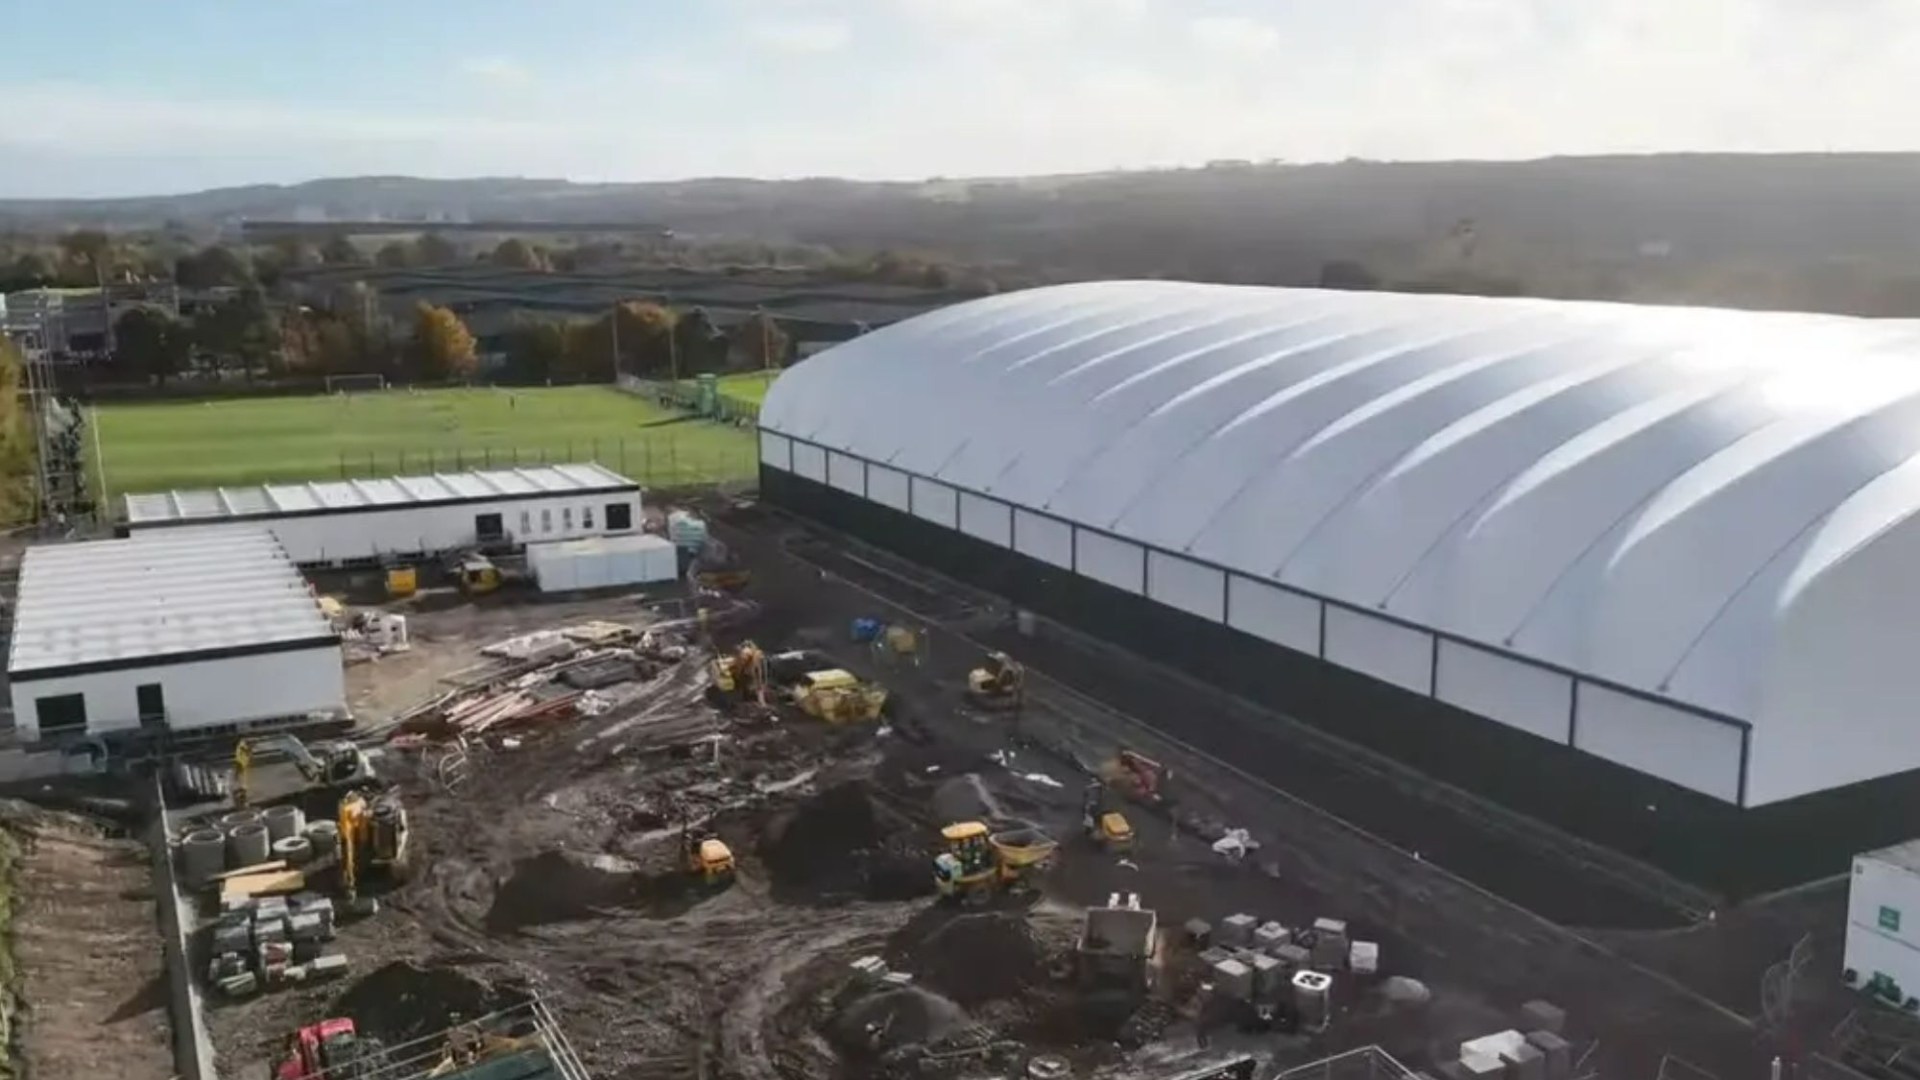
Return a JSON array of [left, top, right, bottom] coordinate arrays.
[[90, 385, 759, 500]]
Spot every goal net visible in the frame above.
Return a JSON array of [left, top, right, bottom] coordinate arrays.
[[326, 373, 387, 394]]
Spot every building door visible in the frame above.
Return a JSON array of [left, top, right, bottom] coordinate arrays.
[[34, 693, 86, 736], [474, 512, 504, 543], [605, 502, 633, 531], [137, 683, 166, 727]]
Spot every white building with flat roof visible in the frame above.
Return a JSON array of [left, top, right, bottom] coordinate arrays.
[[6, 529, 345, 742], [121, 462, 644, 567]]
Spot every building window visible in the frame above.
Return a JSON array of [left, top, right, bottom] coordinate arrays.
[[1882, 906, 1902, 933], [563, 507, 574, 531], [582, 506, 594, 530], [606, 502, 633, 531], [34, 693, 86, 735], [519, 511, 531, 536], [541, 508, 552, 533]]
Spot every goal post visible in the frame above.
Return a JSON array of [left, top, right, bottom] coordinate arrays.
[[325, 373, 387, 394]]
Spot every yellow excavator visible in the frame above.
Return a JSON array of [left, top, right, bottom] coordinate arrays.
[[966, 652, 1025, 711], [707, 640, 770, 708], [233, 734, 377, 809], [339, 789, 412, 906], [933, 822, 1057, 902], [681, 818, 736, 887], [1082, 781, 1135, 852]]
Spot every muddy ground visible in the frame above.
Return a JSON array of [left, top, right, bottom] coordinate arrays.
[[1, 800, 172, 1080], [196, 502, 1871, 1080]]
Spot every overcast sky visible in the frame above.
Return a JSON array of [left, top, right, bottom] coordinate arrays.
[[6, 0, 1920, 198]]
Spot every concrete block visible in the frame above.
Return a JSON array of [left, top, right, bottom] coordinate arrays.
[[881, 971, 914, 987], [1500, 1043, 1544, 1080], [1350, 940, 1380, 975], [1250, 953, 1283, 998], [1212, 958, 1254, 1002], [1458, 1054, 1504, 1080], [1219, 913, 1258, 947], [252, 917, 288, 946], [1198, 946, 1232, 967], [309, 954, 350, 978], [287, 912, 326, 942], [253, 897, 290, 918], [1183, 918, 1212, 947], [217, 972, 260, 998], [212, 923, 252, 955], [290, 891, 326, 909], [1253, 922, 1290, 952], [1274, 944, 1311, 969], [1313, 916, 1348, 940], [1519, 1000, 1566, 1034], [1311, 935, 1347, 970], [850, 956, 887, 982], [1524, 1031, 1570, 1080]]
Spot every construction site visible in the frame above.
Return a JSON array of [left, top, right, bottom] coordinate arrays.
[[20, 280, 1920, 1080], [0, 495, 1851, 1080]]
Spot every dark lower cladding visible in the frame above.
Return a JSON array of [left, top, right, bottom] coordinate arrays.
[[764, 464, 1920, 897]]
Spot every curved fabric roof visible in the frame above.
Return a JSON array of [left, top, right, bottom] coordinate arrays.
[[764, 282, 1920, 746]]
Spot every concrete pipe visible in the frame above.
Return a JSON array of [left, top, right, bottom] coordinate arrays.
[[182, 829, 227, 883], [271, 836, 314, 867], [304, 820, 340, 858], [226, 823, 272, 868], [263, 805, 306, 842], [218, 808, 264, 833]]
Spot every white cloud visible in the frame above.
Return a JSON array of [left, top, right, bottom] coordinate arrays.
[[1189, 15, 1281, 56], [746, 19, 851, 54], [457, 56, 534, 88], [9, 0, 1920, 195]]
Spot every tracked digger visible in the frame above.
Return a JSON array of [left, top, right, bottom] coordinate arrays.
[[339, 789, 412, 909], [233, 734, 377, 809]]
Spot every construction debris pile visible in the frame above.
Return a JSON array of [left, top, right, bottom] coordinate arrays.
[[393, 622, 691, 741], [182, 806, 358, 999]]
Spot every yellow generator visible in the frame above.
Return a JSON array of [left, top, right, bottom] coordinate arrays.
[[385, 566, 418, 599], [789, 669, 887, 723]]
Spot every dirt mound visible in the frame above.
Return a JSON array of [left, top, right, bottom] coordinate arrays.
[[334, 961, 527, 1045], [488, 849, 712, 931], [762, 781, 933, 902], [828, 986, 970, 1056], [889, 909, 1046, 1006]]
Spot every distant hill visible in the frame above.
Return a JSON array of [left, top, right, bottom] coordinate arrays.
[[12, 154, 1920, 315]]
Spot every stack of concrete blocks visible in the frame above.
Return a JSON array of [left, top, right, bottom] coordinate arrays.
[[1523, 1031, 1571, 1080], [1253, 921, 1290, 954], [208, 910, 259, 997], [849, 955, 889, 987], [1273, 943, 1312, 972], [1249, 953, 1284, 1001], [1451, 1031, 1548, 1080], [1212, 957, 1254, 1002], [1349, 940, 1380, 976], [1519, 1000, 1566, 1034], [1219, 913, 1258, 949], [1311, 918, 1350, 970]]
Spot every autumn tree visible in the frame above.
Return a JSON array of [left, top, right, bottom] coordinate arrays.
[[606, 301, 678, 379], [196, 287, 278, 379], [374, 241, 414, 269], [0, 340, 35, 524], [728, 311, 790, 372], [490, 238, 550, 271], [410, 303, 478, 380], [113, 307, 193, 384], [500, 316, 569, 383], [174, 244, 253, 288], [413, 232, 458, 266], [321, 236, 362, 265]]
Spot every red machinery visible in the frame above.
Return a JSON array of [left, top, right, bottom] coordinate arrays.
[[276, 1018, 384, 1080]]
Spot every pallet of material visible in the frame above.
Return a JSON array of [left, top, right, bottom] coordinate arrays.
[[221, 868, 307, 902]]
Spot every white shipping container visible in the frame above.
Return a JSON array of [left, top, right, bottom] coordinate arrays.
[[528, 534, 678, 594], [1845, 843, 1920, 1007]]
